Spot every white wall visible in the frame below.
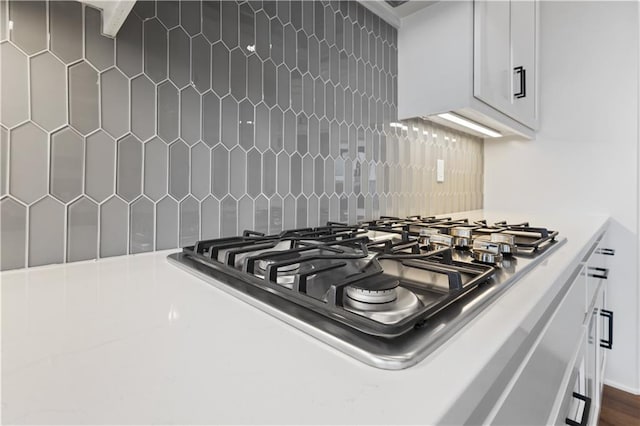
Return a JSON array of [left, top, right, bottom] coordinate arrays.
[[484, 1, 640, 393]]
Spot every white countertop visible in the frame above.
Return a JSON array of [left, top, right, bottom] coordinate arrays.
[[1, 210, 609, 425]]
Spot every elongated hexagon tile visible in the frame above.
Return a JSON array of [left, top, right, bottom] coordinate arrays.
[[254, 103, 269, 152], [181, 0, 201, 36], [50, 1, 82, 64], [212, 42, 230, 97], [1, 126, 7, 196], [85, 131, 116, 203], [180, 196, 200, 247], [9, 0, 46, 55], [85, 6, 115, 71], [1, 42, 28, 128], [296, 113, 308, 154], [290, 69, 302, 113], [51, 127, 84, 203], [169, 27, 190, 89], [156, 196, 178, 249], [29, 196, 64, 267], [269, 107, 283, 153], [229, 48, 247, 101], [290, 153, 302, 196], [30, 52, 66, 131], [221, 0, 239, 49], [157, 0, 179, 29], [314, 156, 325, 195], [101, 67, 130, 139], [192, 35, 211, 93], [221, 95, 238, 149], [324, 158, 334, 196], [276, 151, 289, 196], [133, 0, 155, 20], [283, 110, 296, 154], [255, 195, 269, 234], [67, 197, 98, 262], [116, 13, 143, 77], [302, 154, 314, 196], [69, 62, 99, 135], [270, 18, 283, 65], [262, 60, 277, 107], [262, 150, 276, 197], [181, 87, 201, 146], [130, 196, 154, 254], [211, 144, 229, 199], [282, 194, 295, 229], [302, 0, 313, 35], [283, 24, 296, 70], [237, 195, 253, 233], [100, 196, 128, 257], [144, 18, 168, 84], [143, 137, 167, 202], [202, 91, 220, 147], [158, 81, 179, 143], [269, 195, 282, 234], [229, 146, 246, 199], [220, 195, 237, 237], [296, 195, 307, 228], [0, 198, 26, 270], [254, 11, 269, 60], [169, 140, 189, 200], [297, 31, 308, 74], [9, 123, 47, 204], [307, 195, 319, 227], [191, 143, 210, 200], [203, 0, 222, 43], [247, 55, 262, 105], [246, 148, 261, 198], [238, 100, 254, 150], [277, 1, 290, 24], [131, 75, 155, 141], [116, 134, 143, 202], [277, 65, 290, 110], [239, 3, 255, 53], [290, 1, 302, 31], [201, 196, 220, 239]]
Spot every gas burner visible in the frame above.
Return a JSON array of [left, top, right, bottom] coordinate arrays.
[[474, 233, 517, 256], [346, 280, 399, 304], [254, 254, 313, 287], [450, 226, 477, 248], [471, 239, 504, 265], [343, 278, 423, 325], [428, 233, 454, 249]]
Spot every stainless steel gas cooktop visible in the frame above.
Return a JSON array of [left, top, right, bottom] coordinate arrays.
[[168, 216, 566, 369]]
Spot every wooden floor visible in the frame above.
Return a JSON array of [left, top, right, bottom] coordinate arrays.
[[599, 385, 640, 426]]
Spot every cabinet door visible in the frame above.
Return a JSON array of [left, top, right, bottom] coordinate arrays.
[[473, 1, 512, 114], [510, 0, 537, 127]]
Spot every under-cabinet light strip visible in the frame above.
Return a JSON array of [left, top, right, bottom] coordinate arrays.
[[436, 113, 502, 138]]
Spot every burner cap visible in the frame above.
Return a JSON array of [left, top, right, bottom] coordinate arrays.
[[346, 277, 399, 304]]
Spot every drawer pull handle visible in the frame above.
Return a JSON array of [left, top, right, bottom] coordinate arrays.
[[565, 392, 591, 426], [595, 248, 615, 256], [587, 267, 609, 280], [600, 309, 614, 350], [514, 66, 526, 99]]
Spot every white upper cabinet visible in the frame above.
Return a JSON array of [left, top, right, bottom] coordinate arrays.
[[474, 0, 537, 128], [398, 0, 538, 139]]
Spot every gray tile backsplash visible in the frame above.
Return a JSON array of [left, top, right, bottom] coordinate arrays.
[[0, 0, 483, 271]]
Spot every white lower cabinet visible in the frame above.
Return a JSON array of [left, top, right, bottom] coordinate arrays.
[[487, 232, 613, 425]]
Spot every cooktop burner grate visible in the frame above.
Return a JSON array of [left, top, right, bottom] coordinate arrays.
[[180, 224, 495, 337]]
